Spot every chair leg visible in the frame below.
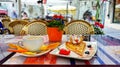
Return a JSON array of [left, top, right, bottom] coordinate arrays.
[[0, 28, 3, 34], [83, 35, 91, 41], [2, 28, 11, 34]]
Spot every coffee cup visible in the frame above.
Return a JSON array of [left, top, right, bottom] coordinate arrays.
[[19, 36, 44, 52]]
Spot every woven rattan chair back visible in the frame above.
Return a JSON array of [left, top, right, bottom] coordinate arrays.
[[1, 18, 11, 29], [64, 20, 94, 35], [9, 20, 29, 35], [20, 20, 47, 35]]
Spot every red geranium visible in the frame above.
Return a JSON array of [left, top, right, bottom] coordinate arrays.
[[58, 14, 64, 19], [53, 14, 64, 20], [99, 23, 104, 29], [53, 14, 58, 19], [94, 21, 104, 29], [95, 22, 99, 26]]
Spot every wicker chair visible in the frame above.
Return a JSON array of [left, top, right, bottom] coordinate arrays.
[[9, 20, 29, 35], [1, 18, 11, 29], [22, 18, 30, 22], [20, 20, 47, 35], [64, 20, 94, 35]]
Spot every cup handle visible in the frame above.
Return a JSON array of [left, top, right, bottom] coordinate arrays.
[[18, 41, 24, 48]]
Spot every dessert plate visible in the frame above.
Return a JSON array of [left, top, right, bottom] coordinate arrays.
[[18, 50, 50, 57], [50, 41, 97, 60]]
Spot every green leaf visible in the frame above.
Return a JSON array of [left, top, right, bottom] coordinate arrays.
[[47, 20, 64, 30]]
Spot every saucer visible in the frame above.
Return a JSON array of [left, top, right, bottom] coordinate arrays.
[[18, 50, 51, 57]]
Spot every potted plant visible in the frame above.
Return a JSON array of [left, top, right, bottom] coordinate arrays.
[[93, 19, 104, 34], [47, 14, 65, 42]]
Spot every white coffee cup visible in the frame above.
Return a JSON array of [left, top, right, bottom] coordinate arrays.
[[20, 36, 44, 52]]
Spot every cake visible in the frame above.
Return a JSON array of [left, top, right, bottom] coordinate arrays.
[[66, 36, 86, 56]]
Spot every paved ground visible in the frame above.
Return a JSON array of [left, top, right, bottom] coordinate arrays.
[[103, 26, 120, 40]]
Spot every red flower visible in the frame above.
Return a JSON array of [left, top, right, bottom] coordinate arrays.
[[95, 22, 99, 26], [58, 15, 64, 19], [53, 14, 58, 19], [94, 21, 104, 29], [99, 23, 104, 29], [53, 14, 64, 19]]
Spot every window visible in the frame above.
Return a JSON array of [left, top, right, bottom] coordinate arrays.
[[114, 0, 120, 23]]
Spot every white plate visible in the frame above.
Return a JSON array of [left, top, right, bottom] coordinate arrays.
[[50, 41, 97, 60], [18, 50, 51, 57]]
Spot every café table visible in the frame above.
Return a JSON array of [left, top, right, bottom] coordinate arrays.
[[1, 35, 120, 65]]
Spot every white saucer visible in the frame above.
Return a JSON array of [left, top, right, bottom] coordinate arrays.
[[18, 50, 51, 57]]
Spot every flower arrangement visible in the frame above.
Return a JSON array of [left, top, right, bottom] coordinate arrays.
[[47, 14, 65, 30], [93, 19, 104, 34], [47, 14, 65, 42]]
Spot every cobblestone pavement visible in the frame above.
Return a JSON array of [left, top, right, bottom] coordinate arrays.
[[103, 26, 120, 40]]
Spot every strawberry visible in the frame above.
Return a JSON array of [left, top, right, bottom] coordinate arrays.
[[59, 49, 70, 55]]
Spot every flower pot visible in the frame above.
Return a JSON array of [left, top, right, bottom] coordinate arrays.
[[47, 27, 63, 42]]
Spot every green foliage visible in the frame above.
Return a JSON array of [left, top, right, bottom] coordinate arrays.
[[47, 20, 65, 30], [93, 25, 104, 34]]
